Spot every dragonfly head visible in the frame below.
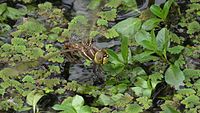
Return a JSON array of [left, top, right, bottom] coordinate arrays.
[[94, 49, 109, 64]]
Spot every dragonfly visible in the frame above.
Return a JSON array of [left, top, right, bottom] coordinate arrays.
[[64, 2, 108, 65], [0, 1, 109, 83]]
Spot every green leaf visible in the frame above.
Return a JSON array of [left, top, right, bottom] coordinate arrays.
[[134, 77, 148, 88], [98, 9, 117, 21], [156, 28, 170, 53], [135, 30, 157, 51], [165, 64, 185, 88], [113, 18, 141, 37], [167, 45, 184, 54], [11, 37, 26, 46], [181, 95, 200, 108], [150, 5, 163, 19], [132, 51, 158, 63], [5, 7, 26, 20], [26, 90, 44, 113], [136, 97, 152, 109], [22, 75, 35, 83], [104, 28, 119, 39], [107, 49, 122, 63], [106, 0, 122, 8], [177, 89, 196, 96], [38, 2, 52, 10], [97, 94, 114, 106], [78, 106, 92, 113], [125, 104, 143, 113], [72, 95, 84, 110], [17, 19, 46, 34], [87, 0, 101, 10], [0, 3, 7, 15], [187, 21, 200, 34], [142, 18, 162, 30], [52, 104, 76, 113], [161, 104, 180, 113], [97, 19, 108, 26], [183, 69, 200, 78], [135, 30, 151, 45], [121, 36, 129, 63], [162, 0, 173, 20]]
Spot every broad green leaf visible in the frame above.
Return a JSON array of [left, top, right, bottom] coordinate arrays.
[[165, 64, 185, 88], [72, 95, 84, 110], [106, 0, 122, 8], [121, 36, 129, 63], [78, 106, 92, 113], [107, 49, 122, 63], [134, 77, 148, 88], [52, 104, 76, 113], [131, 87, 143, 96], [125, 104, 143, 113], [150, 5, 163, 19], [97, 94, 114, 106], [161, 104, 180, 113], [142, 18, 162, 30], [113, 18, 141, 37], [156, 28, 170, 52], [132, 51, 158, 63], [162, 0, 173, 20], [26, 90, 44, 113], [5, 7, 26, 20], [135, 30, 157, 51], [135, 30, 151, 45], [122, 0, 137, 8], [0, 3, 7, 15]]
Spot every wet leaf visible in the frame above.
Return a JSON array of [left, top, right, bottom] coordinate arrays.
[[72, 95, 84, 110], [125, 104, 143, 113], [98, 9, 117, 21], [22, 75, 35, 83], [97, 94, 114, 106], [0, 3, 7, 15], [156, 28, 170, 52], [165, 64, 185, 88], [77, 106, 92, 113], [106, 0, 122, 8], [162, 0, 173, 19], [121, 36, 129, 63], [142, 18, 162, 30], [161, 104, 180, 113], [26, 90, 44, 113], [187, 21, 200, 34], [107, 49, 122, 63], [52, 104, 76, 113], [113, 18, 141, 37], [150, 5, 163, 19]]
